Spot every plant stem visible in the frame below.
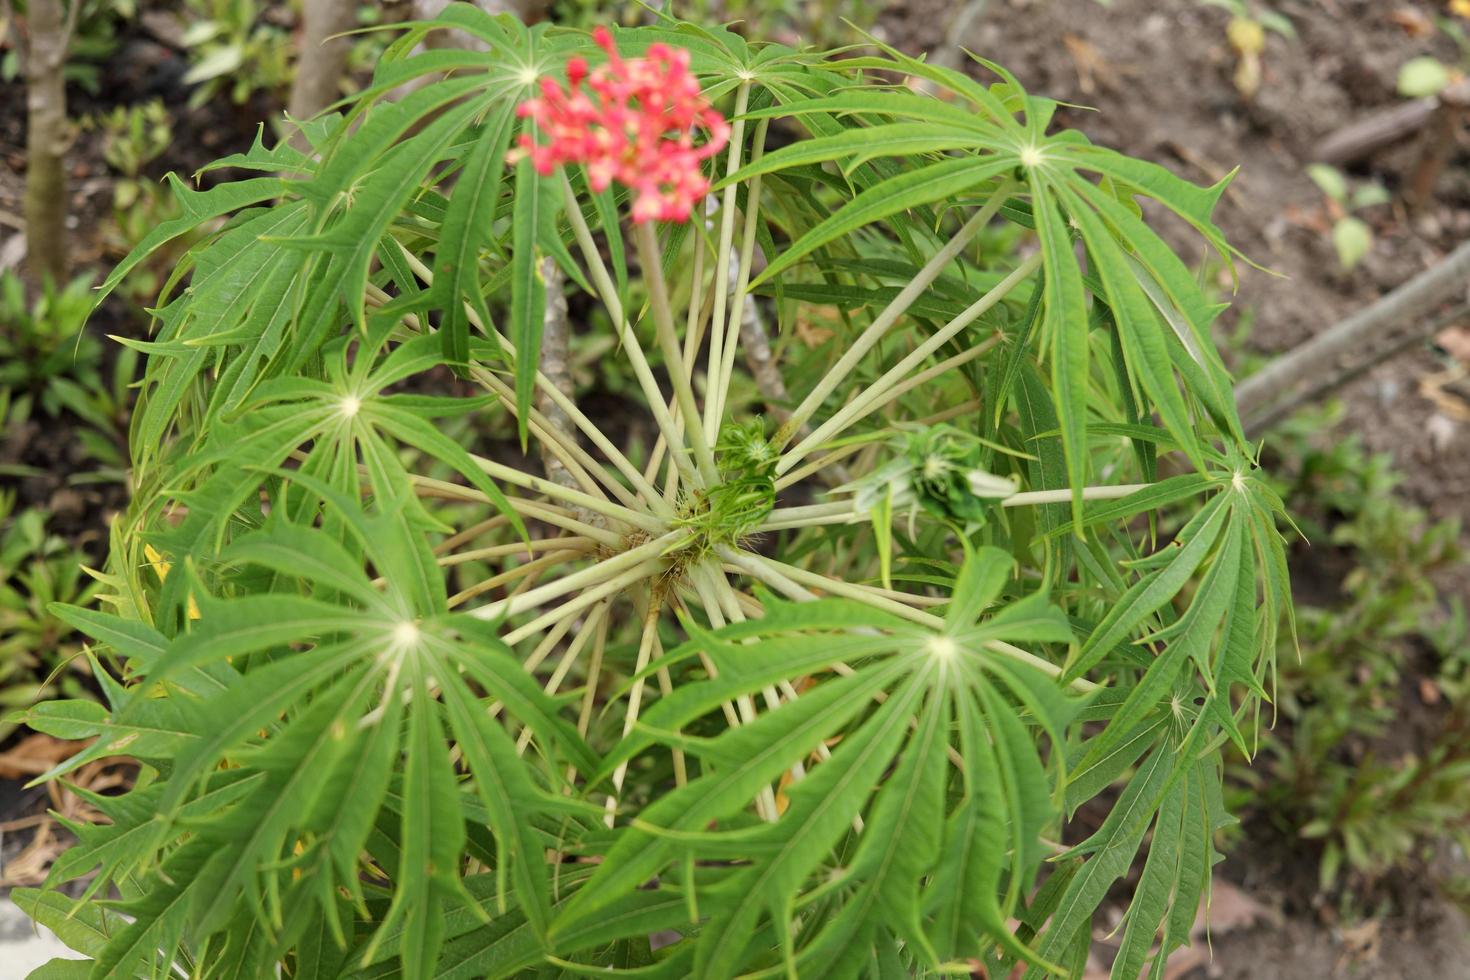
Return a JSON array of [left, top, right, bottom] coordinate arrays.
[[705, 115, 769, 447], [778, 253, 1039, 475], [773, 178, 1017, 450], [391, 243, 671, 510], [703, 82, 753, 445], [503, 558, 665, 645], [473, 368, 649, 512], [22, 0, 73, 289], [470, 529, 687, 622], [468, 451, 663, 533], [449, 549, 587, 609], [438, 536, 596, 568], [757, 482, 1154, 532], [611, 599, 664, 797], [634, 219, 721, 486], [559, 174, 705, 487], [285, 0, 355, 138]]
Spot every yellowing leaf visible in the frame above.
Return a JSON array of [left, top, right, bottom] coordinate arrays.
[[143, 544, 201, 620]]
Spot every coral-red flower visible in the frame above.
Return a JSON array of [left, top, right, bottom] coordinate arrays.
[[514, 27, 730, 223]]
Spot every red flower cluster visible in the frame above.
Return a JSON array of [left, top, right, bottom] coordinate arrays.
[[514, 27, 730, 223]]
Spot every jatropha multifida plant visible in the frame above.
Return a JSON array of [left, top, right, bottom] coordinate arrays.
[[14, 8, 1292, 980]]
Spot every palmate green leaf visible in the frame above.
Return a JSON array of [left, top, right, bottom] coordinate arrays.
[[510, 151, 554, 446], [560, 663, 906, 929], [1114, 758, 1226, 980], [739, 90, 997, 138], [1064, 491, 1231, 683], [67, 495, 592, 980], [719, 122, 996, 189], [1045, 473, 1217, 540], [1025, 746, 1172, 978], [130, 204, 312, 472], [946, 543, 1015, 629], [436, 664, 554, 939], [1060, 182, 1205, 478], [45, 774, 259, 902], [751, 157, 1017, 288], [434, 101, 516, 364], [183, 668, 384, 939], [931, 686, 1057, 971], [15, 694, 199, 781], [287, 95, 484, 331], [1029, 172, 1092, 532], [46, 604, 166, 666], [376, 659, 475, 979], [1110, 767, 1188, 980], [844, 684, 948, 964], [94, 176, 289, 305], [209, 243, 306, 420], [569, 591, 1081, 976], [92, 838, 226, 980], [695, 670, 931, 979], [11, 888, 130, 960]]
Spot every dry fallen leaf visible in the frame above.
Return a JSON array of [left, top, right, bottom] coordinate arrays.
[[0, 733, 90, 780], [1420, 366, 1470, 421], [1435, 324, 1470, 366], [1390, 7, 1435, 36], [1337, 918, 1381, 972], [794, 310, 836, 349]]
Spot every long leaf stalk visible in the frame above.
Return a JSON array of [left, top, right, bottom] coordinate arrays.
[[393, 243, 671, 510], [757, 482, 1156, 533], [689, 565, 780, 821], [560, 174, 706, 488], [470, 529, 689, 622], [468, 451, 664, 533], [504, 557, 667, 646], [790, 337, 1001, 456], [478, 374, 641, 509], [438, 535, 597, 569], [611, 599, 665, 800], [778, 251, 1042, 474], [449, 548, 588, 609], [773, 177, 1018, 449], [517, 601, 610, 755], [411, 475, 622, 547], [705, 115, 770, 446], [634, 218, 721, 486], [703, 81, 754, 446]]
